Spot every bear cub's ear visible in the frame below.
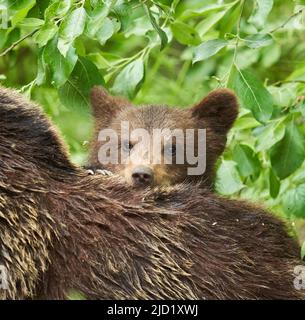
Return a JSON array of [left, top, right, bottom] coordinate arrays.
[[90, 86, 131, 125], [191, 89, 238, 134]]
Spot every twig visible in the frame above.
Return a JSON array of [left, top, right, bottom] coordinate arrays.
[[223, 0, 245, 86], [232, 0, 245, 64], [0, 29, 38, 57], [270, 6, 305, 33], [271, 79, 305, 86]]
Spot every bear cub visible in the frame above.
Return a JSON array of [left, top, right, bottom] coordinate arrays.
[[87, 87, 238, 188]]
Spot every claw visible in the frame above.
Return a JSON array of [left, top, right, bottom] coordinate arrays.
[[96, 169, 113, 176]]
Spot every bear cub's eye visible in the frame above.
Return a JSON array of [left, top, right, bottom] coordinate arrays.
[[164, 144, 176, 156], [122, 140, 133, 152]]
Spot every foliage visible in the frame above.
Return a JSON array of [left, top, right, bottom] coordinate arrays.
[[1, 0, 305, 229]]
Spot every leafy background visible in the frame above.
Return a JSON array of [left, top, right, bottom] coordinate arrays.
[[0, 0, 305, 252]]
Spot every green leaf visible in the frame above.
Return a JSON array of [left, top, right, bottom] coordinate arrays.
[[43, 37, 77, 88], [215, 160, 244, 195], [195, 10, 227, 37], [248, 0, 274, 29], [96, 17, 114, 45], [0, 29, 8, 50], [243, 34, 273, 49], [58, 7, 86, 57], [124, 15, 153, 37], [236, 48, 260, 70], [74, 37, 86, 56], [45, 0, 72, 20], [270, 121, 305, 180], [287, 64, 305, 82], [193, 39, 228, 64], [255, 122, 285, 152], [111, 58, 144, 99], [233, 144, 261, 179], [261, 43, 281, 68], [171, 21, 201, 46], [10, 0, 36, 26], [268, 84, 298, 108], [111, 18, 121, 34], [59, 57, 104, 109], [269, 168, 280, 198], [17, 18, 44, 28], [144, 4, 168, 50], [219, 2, 240, 37], [9, 0, 35, 10], [282, 184, 305, 218], [85, 3, 110, 37], [86, 53, 111, 69], [112, 1, 133, 32], [228, 65, 273, 123], [35, 48, 46, 86], [233, 116, 260, 130], [34, 23, 58, 47], [179, 2, 237, 20]]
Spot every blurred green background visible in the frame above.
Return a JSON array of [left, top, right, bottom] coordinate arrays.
[[0, 0, 305, 247]]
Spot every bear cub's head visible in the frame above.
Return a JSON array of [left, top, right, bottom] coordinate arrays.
[[88, 87, 238, 189]]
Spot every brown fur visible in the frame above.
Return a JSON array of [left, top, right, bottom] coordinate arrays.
[[88, 87, 238, 188], [0, 87, 304, 299]]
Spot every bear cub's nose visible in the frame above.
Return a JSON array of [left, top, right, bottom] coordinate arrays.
[[131, 166, 154, 186]]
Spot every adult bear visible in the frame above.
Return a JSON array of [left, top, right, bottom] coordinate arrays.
[[0, 86, 304, 300]]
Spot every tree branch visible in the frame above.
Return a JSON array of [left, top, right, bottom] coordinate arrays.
[[270, 6, 305, 33], [0, 30, 38, 57]]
